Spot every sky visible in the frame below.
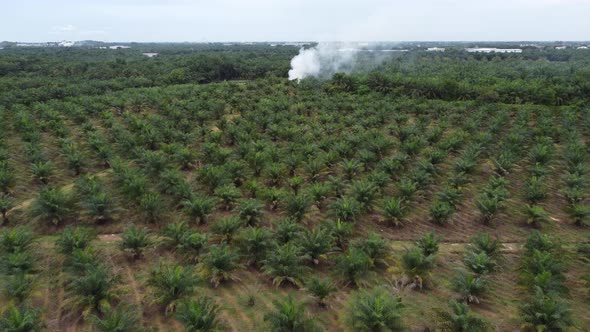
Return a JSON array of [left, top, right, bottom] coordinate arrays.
[[2, 0, 590, 42]]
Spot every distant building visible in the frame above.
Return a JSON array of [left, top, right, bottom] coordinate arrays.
[[555, 46, 567, 50], [577, 46, 589, 50], [427, 47, 445, 52], [142, 52, 159, 58], [109, 45, 131, 50], [466, 48, 522, 53], [58, 41, 74, 47]]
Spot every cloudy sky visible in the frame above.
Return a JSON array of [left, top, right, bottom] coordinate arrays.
[[3, 0, 590, 42]]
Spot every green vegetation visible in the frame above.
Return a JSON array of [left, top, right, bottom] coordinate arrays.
[[0, 43, 589, 331]]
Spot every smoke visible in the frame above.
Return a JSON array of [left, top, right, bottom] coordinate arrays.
[[288, 43, 360, 81]]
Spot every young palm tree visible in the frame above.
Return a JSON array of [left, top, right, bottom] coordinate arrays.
[[330, 197, 361, 223], [236, 227, 274, 267], [381, 197, 407, 227], [297, 227, 334, 265], [352, 233, 390, 267], [451, 269, 488, 304], [305, 277, 336, 308], [307, 182, 331, 210], [120, 225, 151, 260], [65, 264, 119, 317], [351, 179, 378, 213], [214, 184, 241, 211], [176, 297, 223, 332], [30, 160, 53, 184], [475, 195, 501, 225], [468, 233, 502, 261], [56, 226, 96, 255], [182, 194, 215, 224], [436, 300, 490, 332], [430, 200, 455, 225], [139, 192, 164, 223], [337, 247, 372, 287], [397, 178, 418, 202], [520, 288, 573, 332], [3, 273, 36, 304], [401, 247, 435, 283], [262, 242, 308, 287], [81, 191, 119, 223], [566, 204, 590, 226], [238, 199, 264, 226], [0, 305, 44, 332], [30, 186, 74, 225], [148, 263, 198, 314], [274, 218, 304, 244], [89, 304, 141, 332], [0, 167, 16, 194], [346, 286, 405, 332], [325, 219, 354, 249], [416, 232, 440, 257], [463, 251, 495, 275], [161, 220, 190, 249], [211, 216, 243, 244], [263, 296, 319, 332], [0, 226, 33, 254], [285, 193, 311, 222], [199, 244, 242, 288], [0, 193, 14, 223], [525, 176, 547, 204], [525, 204, 551, 227]]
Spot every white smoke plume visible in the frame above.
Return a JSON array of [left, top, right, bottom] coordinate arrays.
[[288, 43, 360, 81]]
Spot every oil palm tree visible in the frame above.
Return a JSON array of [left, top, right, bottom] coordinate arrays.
[[120, 225, 151, 260], [337, 247, 372, 287], [436, 300, 490, 332], [176, 297, 223, 332], [236, 227, 274, 267], [0, 193, 14, 224], [199, 244, 242, 288], [182, 194, 215, 224], [297, 227, 334, 265], [520, 288, 573, 332], [264, 296, 319, 332], [451, 269, 488, 304], [65, 264, 119, 318], [305, 277, 336, 308], [148, 263, 197, 314], [30, 186, 74, 225], [0, 305, 44, 332], [346, 286, 405, 332], [89, 304, 141, 332], [262, 242, 308, 287]]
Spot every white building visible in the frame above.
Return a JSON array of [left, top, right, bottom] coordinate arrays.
[[142, 52, 159, 58], [427, 47, 445, 52], [109, 45, 131, 50], [577, 46, 589, 50], [466, 48, 522, 53], [555, 46, 567, 50]]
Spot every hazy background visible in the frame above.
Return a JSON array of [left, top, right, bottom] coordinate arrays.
[[2, 0, 590, 42]]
